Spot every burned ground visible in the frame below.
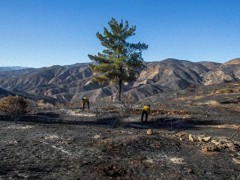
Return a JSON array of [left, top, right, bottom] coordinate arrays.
[[0, 83, 240, 179]]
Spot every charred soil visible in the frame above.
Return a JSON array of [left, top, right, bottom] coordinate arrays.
[[1, 83, 240, 179]]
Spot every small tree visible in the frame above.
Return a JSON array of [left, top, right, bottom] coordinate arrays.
[[88, 18, 148, 101], [0, 96, 28, 117]]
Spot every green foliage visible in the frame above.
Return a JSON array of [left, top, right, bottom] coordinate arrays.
[[0, 96, 28, 116], [88, 18, 148, 101]]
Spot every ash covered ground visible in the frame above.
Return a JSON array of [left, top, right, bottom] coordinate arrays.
[[1, 83, 240, 179]]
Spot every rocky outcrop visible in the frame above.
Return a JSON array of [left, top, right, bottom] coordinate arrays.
[[224, 58, 240, 65], [203, 58, 240, 85]]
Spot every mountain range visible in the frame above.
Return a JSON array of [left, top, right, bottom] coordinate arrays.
[[0, 58, 239, 102]]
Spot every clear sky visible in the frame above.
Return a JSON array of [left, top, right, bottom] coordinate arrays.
[[0, 0, 239, 67]]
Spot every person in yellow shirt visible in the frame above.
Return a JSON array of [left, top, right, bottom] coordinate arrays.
[[141, 104, 150, 122], [82, 96, 90, 110]]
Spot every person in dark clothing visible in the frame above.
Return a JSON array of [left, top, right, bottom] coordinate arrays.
[[141, 104, 150, 122], [82, 96, 90, 110]]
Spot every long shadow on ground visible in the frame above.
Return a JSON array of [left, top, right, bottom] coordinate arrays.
[[0, 112, 223, 132]]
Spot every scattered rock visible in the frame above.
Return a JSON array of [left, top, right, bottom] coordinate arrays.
[[44, 135, 59, 140], [93, 134, 101, 139], [201, 144, 218, 152], [211, 139, 220, 147], [189, 134, 196, 142], [143, 158, 154, 164], [232, 158, 240, 165], [203, 136, 212, 142], [169, 157, 185, 164], [8, 140, 18, 145], [188, 169, 194, 173], [197, 135, 212, 142], [147, 129, 153, 135], [175, 132, 188, 139]]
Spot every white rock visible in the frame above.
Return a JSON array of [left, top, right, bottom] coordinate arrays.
[[189, 134, 196, 142], [93, 134, 101, 139], [143, 158, 154, 164], [202, 136, 212, 142], [170, 157, 185, 164], [147, 129, 153, 135]]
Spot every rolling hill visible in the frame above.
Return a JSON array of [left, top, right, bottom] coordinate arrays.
[[0, 58, 239, 102]]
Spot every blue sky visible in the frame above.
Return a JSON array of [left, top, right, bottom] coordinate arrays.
[[0, 0, 239, 67]]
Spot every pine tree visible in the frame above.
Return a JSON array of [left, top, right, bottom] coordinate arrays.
[[88, 18, 148, 101]]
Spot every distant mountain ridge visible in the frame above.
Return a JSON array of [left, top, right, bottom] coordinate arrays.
[[0, 58, 239, 102], [0, 66, 31, 71], [0, 66, 36, 79]]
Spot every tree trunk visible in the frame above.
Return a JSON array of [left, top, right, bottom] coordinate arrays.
[[118, 65, 123, 101], [118, 79, 122, 101]]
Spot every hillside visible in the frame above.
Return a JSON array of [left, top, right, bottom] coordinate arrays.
[[0, 58, 239, 102], [203, 58, 240, 85], [0, 87, 15, 98]]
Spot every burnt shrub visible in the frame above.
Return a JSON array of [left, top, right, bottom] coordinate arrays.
[[0, 96, 28, 116], [215, 88, 234, 94]]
